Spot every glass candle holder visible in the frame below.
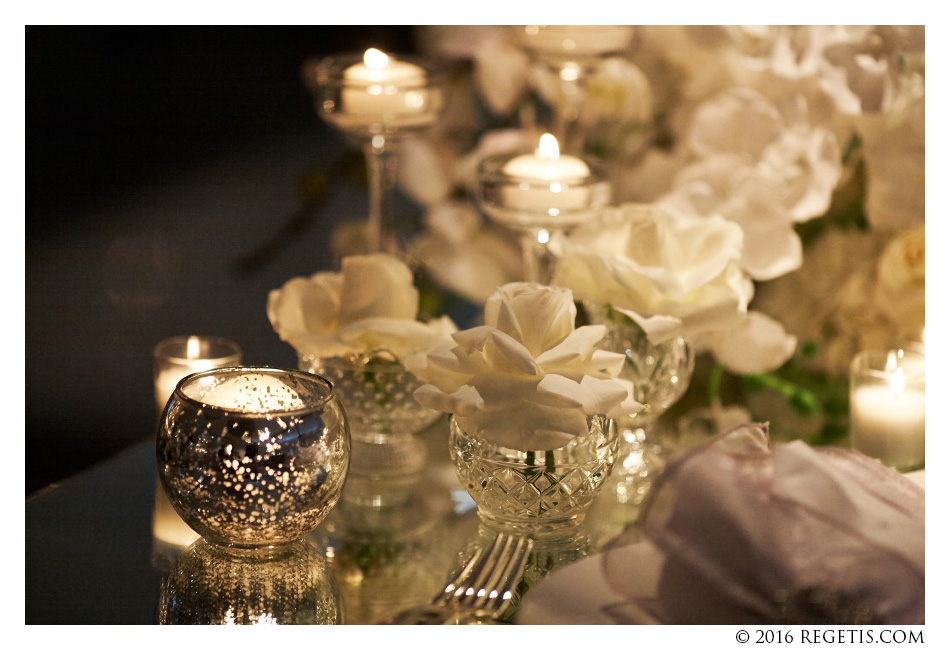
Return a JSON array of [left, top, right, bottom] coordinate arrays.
[[153, 335, 242, 415], [157, 367, 351, 549], [511, 25, 636, 153], [305, 49, 447, 254], [476, 139, 610, 283], [159, 538, 344, 625], [152, 335, 242, 564], [849, 348, 925, 472]]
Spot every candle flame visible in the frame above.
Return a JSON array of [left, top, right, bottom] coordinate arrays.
[[363, 48, 390, 69], [885, 350, 900, 373], [537, 133, 561, 161], [186, 336, 201, 360], [889, 366, 906, 396]]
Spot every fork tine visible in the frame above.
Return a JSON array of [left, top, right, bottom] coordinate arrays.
[[489, 536, 532, 610], [432, 543, 489, 607], [453, 533, 514, 610], [474, 535, 531, 612]]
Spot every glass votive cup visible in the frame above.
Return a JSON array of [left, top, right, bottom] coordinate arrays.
[[475, 152, 611, 232], [849, 348, 925, 472], [153, 335, 242, 415], [306, 51, 447, 139], [152, 335, 243, 564], [157, 367, 351, 549]]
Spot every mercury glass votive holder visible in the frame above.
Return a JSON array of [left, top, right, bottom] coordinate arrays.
[[159, 538, 344, 625], [157, 367, 351, 549], [849, 348, 925, 472]]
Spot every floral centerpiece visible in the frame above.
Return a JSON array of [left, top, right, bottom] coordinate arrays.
[[412, 281, 641, 531], [387, 26, 925, 448], [267, 253, 457, 488]]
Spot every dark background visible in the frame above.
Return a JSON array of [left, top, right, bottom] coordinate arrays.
[[25, 26, 421, 496]]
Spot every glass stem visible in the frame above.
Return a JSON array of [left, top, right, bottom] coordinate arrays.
[[520, 229, 558, 284], [362, 135, 400, 255], [553, 68, 587, 155]]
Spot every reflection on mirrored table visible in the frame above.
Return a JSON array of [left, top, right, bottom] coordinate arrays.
[[148, 414, 640, 625]]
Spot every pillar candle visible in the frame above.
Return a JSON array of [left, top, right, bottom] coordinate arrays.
[[850, 349, 925, 471]]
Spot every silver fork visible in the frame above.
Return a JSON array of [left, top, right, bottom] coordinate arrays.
[[383, 532, 533, 624]]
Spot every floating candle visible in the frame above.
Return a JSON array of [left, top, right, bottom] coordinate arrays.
[[340, 48, 429, 125], [500, 134, 591, 213]]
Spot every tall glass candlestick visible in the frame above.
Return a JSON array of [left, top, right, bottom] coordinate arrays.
[[307, 49, 447, 254], [476, 133, 610, 283], [512, 25, 635, 154]]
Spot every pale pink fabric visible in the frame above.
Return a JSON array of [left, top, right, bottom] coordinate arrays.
[[600, 423, 925, 624]]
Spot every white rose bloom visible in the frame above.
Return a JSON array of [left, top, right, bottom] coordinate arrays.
[[553, 203, 753, 344], [414, 283, 642, 450], [856, 74, 925, 231], [699, 311, 798, 375], [661, 155, 804, 281], [687, 87, 785, 161], [661, 87, 841, 281], [582, 57, 654, 125], [267, 253, 456, 369], [473, 34, 530, 116], [873, 225, 925, 335]]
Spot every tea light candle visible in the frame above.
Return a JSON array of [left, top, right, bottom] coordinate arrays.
[[153, 335, 242, 414], [341, 48, 428, 123], [850, 349, 925, 471], [501, 134, 591, 212]]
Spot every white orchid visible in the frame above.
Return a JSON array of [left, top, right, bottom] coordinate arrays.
[[414, 282, 642, 450], [267, 254, 456, 371]]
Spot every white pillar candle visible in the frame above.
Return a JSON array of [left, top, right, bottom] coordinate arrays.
[[340, 48, 429, 126], [501, 133, 592, 213], [850, 350, 925, 471]]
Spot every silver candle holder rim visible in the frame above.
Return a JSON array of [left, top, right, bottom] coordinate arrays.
[[173, 366, 337, 418]]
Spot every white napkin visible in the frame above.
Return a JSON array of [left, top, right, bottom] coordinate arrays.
[[596, 423, 924, 624]]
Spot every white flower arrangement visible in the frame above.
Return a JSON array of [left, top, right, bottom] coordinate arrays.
[[267, 253, 456, 372], [413, 282, 642, 450]]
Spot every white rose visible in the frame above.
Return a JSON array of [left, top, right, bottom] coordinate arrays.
[[553, 203, 753, 344], [856, 75, 925, 231], [473, 34, 530, 116], [698, 311, 798, 375], [414, 282, 642, 450], [582, 57, 654, 126], [661, 155, 804, 281], [873, 225, 925, 337], [267, 253, 455, 367]]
